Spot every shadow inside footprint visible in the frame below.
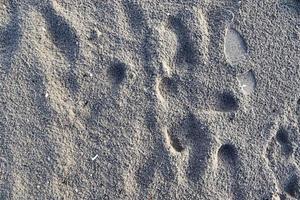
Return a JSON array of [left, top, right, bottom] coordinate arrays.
[[169, 15, 198, 65], [276, 127, 293, 156], [285, 174, 300, 198], [122, 0, 146, 33], [280, 0, 300, 14], [0, 23, 20, 53], [41, 5, 79, 64], [180, 114, 213, 183], [218, 144, 238, 166], [218, 91, 239, 112], [217, 143, 245, 200], [108, 62, 126, 85]]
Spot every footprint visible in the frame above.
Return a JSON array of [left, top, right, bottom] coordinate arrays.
[[275, 127, 293, 156], [122, 0, 146, 34], [40, 4, 80, 95], [186, 115, 213, 183], [170, 114, 213, 183], [266, 125, 300, 198], [284, 174, 300, 199], [217, 91, 239, 112], [135, 124, 175, 199], [169, 8, 209, 66], [120, 7, 178, 197], [216, 143, 245, 200], [169, 15, 198, 65], [224, 27, 247, 66], [218, 144, 238, 166], [152, 24, 178, 75], [108, 61, 126, 85], [131, 105, 178, 198], [237, 70, 256, 95], [41, 4, 79, 65]]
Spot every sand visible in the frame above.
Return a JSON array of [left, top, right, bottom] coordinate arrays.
[[0, 0, 300, 199]]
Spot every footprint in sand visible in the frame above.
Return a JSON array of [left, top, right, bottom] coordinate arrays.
[[216, 143, 245, 200], [266, 123, 300, 199], [168, 7, 209, 67], [217, 91, 239, 112], [121, 1, 249, 198], [224, 27, 248, 66], [168, 113, 214, 183], [108, 61, 127, 85], [39, 2, 80, 94]]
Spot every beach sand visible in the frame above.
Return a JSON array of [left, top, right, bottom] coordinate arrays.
[[0, 0, 300, 199]]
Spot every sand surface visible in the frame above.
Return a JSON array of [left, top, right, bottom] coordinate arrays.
[[0, 0, 300, 199]]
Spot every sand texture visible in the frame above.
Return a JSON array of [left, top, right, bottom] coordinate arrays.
[[0, 0, 300, 199]]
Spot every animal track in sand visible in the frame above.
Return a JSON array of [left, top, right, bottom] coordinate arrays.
[[266, 124, 300, 199], [218, 144, 238, 166], [39, 3, 80, 95], [169, 114, 213, 183], [186, 116, 212, 183], [165, 127, 185, 153], [216, 143, 245, 200], [41, 4, 79, 65], [135, 139, 175, 198], [276, 127, 293, 156], [169, 15, 198, 65], [108, 62, 126, 85], [285, 174, 300, 198], [123, 1, 146, 34], [224, 27, 247, 66], [133, 111, 175, 198], [218, 91, 239, 112], [169, 8, 209, 66]]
